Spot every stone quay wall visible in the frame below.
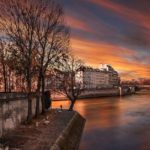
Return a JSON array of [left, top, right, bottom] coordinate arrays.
[[79, 88, 120, 98], [0, 93, 42, 138], [50, 112, 85, 150], [52, 87, 136, 100], [79, 87, 135, 99]]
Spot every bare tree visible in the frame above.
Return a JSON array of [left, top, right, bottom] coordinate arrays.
[[0, 0, 70, 120], [0, 40, 12, 92], [34, 0, 70, 115], [0, 40, 26, 93], [0, 0, 41, 122], [58, 55, 84, 111]]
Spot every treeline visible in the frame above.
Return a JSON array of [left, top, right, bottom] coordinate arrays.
[[0, 0, 83, 122]]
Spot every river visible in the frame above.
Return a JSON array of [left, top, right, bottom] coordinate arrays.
[[52, 93, 150, 150]]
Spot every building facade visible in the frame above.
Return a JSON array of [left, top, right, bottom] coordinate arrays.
[[78, 64, 120, 89], [45, 64, 120, 91], [100, 64, 120, 86]]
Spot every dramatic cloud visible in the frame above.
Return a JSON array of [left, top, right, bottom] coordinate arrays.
[[71, 38, 150, 79], [61, 0, 150, 80], [86, 0, 150, 30], [66, 15, 91, 32]]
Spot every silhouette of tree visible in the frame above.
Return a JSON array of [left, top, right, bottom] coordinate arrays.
[[0, 0, 42, 122], [34, 0, 70, 115], [0, 0, 70, 121], [0, 40, 9, 92], [58, 55, 84, 111]]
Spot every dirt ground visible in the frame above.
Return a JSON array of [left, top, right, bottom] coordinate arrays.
[[1, 109, 75, 150]]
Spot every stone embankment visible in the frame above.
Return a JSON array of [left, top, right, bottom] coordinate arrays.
[[79, 87, 135, 99], [0, 93, 42, 138], [0, 93, 85, 150], [1, 110, 85, 150], [52, 87, 136, 100]]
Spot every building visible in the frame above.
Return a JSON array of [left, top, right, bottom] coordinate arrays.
[[77, 67, 108, 89], [45, 69, 64, 91], [100, 64, 120, 86], [45, 64, 120, 91], [78, 64, 120, 89]]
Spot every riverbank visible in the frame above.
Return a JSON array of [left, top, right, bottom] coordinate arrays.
[[1, 110, 85, 150], [52, 87, 135, 101]]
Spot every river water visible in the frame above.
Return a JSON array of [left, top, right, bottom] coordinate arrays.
[[52, 93, 150, 150]]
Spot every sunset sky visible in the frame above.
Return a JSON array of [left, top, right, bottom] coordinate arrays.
[[61, 0, 150, 80]]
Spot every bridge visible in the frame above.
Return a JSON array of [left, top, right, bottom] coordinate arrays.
[[136, 85, 150, 91]]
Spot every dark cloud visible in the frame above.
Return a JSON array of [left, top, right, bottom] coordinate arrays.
[[122, 27, 150, 49], [61, 0, 150, 79]]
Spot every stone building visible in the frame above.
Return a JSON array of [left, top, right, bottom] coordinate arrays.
[[78, 65, 120, 89], [45, 64, 120, 91], [77, 67, 108, 89], [99, 64, 120, 86]]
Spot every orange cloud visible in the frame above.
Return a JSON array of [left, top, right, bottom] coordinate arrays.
[[71, 37, 150, 80], [66, 15, 91, 32]]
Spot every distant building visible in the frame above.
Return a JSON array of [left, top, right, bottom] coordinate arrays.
[[45, 69, 64, 91], [0, 70, 27, 92], [99, 64, 120, 86], [45, 64, 120, 91], [78, 64, 120, 89], [77, 67, 108, 89]]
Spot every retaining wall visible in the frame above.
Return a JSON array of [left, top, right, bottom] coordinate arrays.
[[51, 112, 85, 150], [0, 93, 42, 138]]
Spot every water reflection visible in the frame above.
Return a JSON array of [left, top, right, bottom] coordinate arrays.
[[53, 93, 150, 150]]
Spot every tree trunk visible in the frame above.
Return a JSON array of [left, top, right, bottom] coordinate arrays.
[[35, 96, 40, 117], [35, 74, 41, 117], [4, 76, 7, 92], [8, 69, 11, 92], [69, 100, 75, 111], [27, 79, 32, 123], [41, 75, 45, 114], [3, 67, 7, 92], [27, 93, 32, 123], [35, 92, 40, 117]]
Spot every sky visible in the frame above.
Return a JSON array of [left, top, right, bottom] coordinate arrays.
[[60, 0, 150, 80]]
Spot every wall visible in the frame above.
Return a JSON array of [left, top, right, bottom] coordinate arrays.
[[79, 87, 135, 98], [51, 87, 135, 100], [51, 112, 86, 150], [0, 93, 42, 138], [80, 88, 120, 98]]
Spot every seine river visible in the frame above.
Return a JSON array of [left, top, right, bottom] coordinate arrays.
[[53, 93, 150, 150]]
